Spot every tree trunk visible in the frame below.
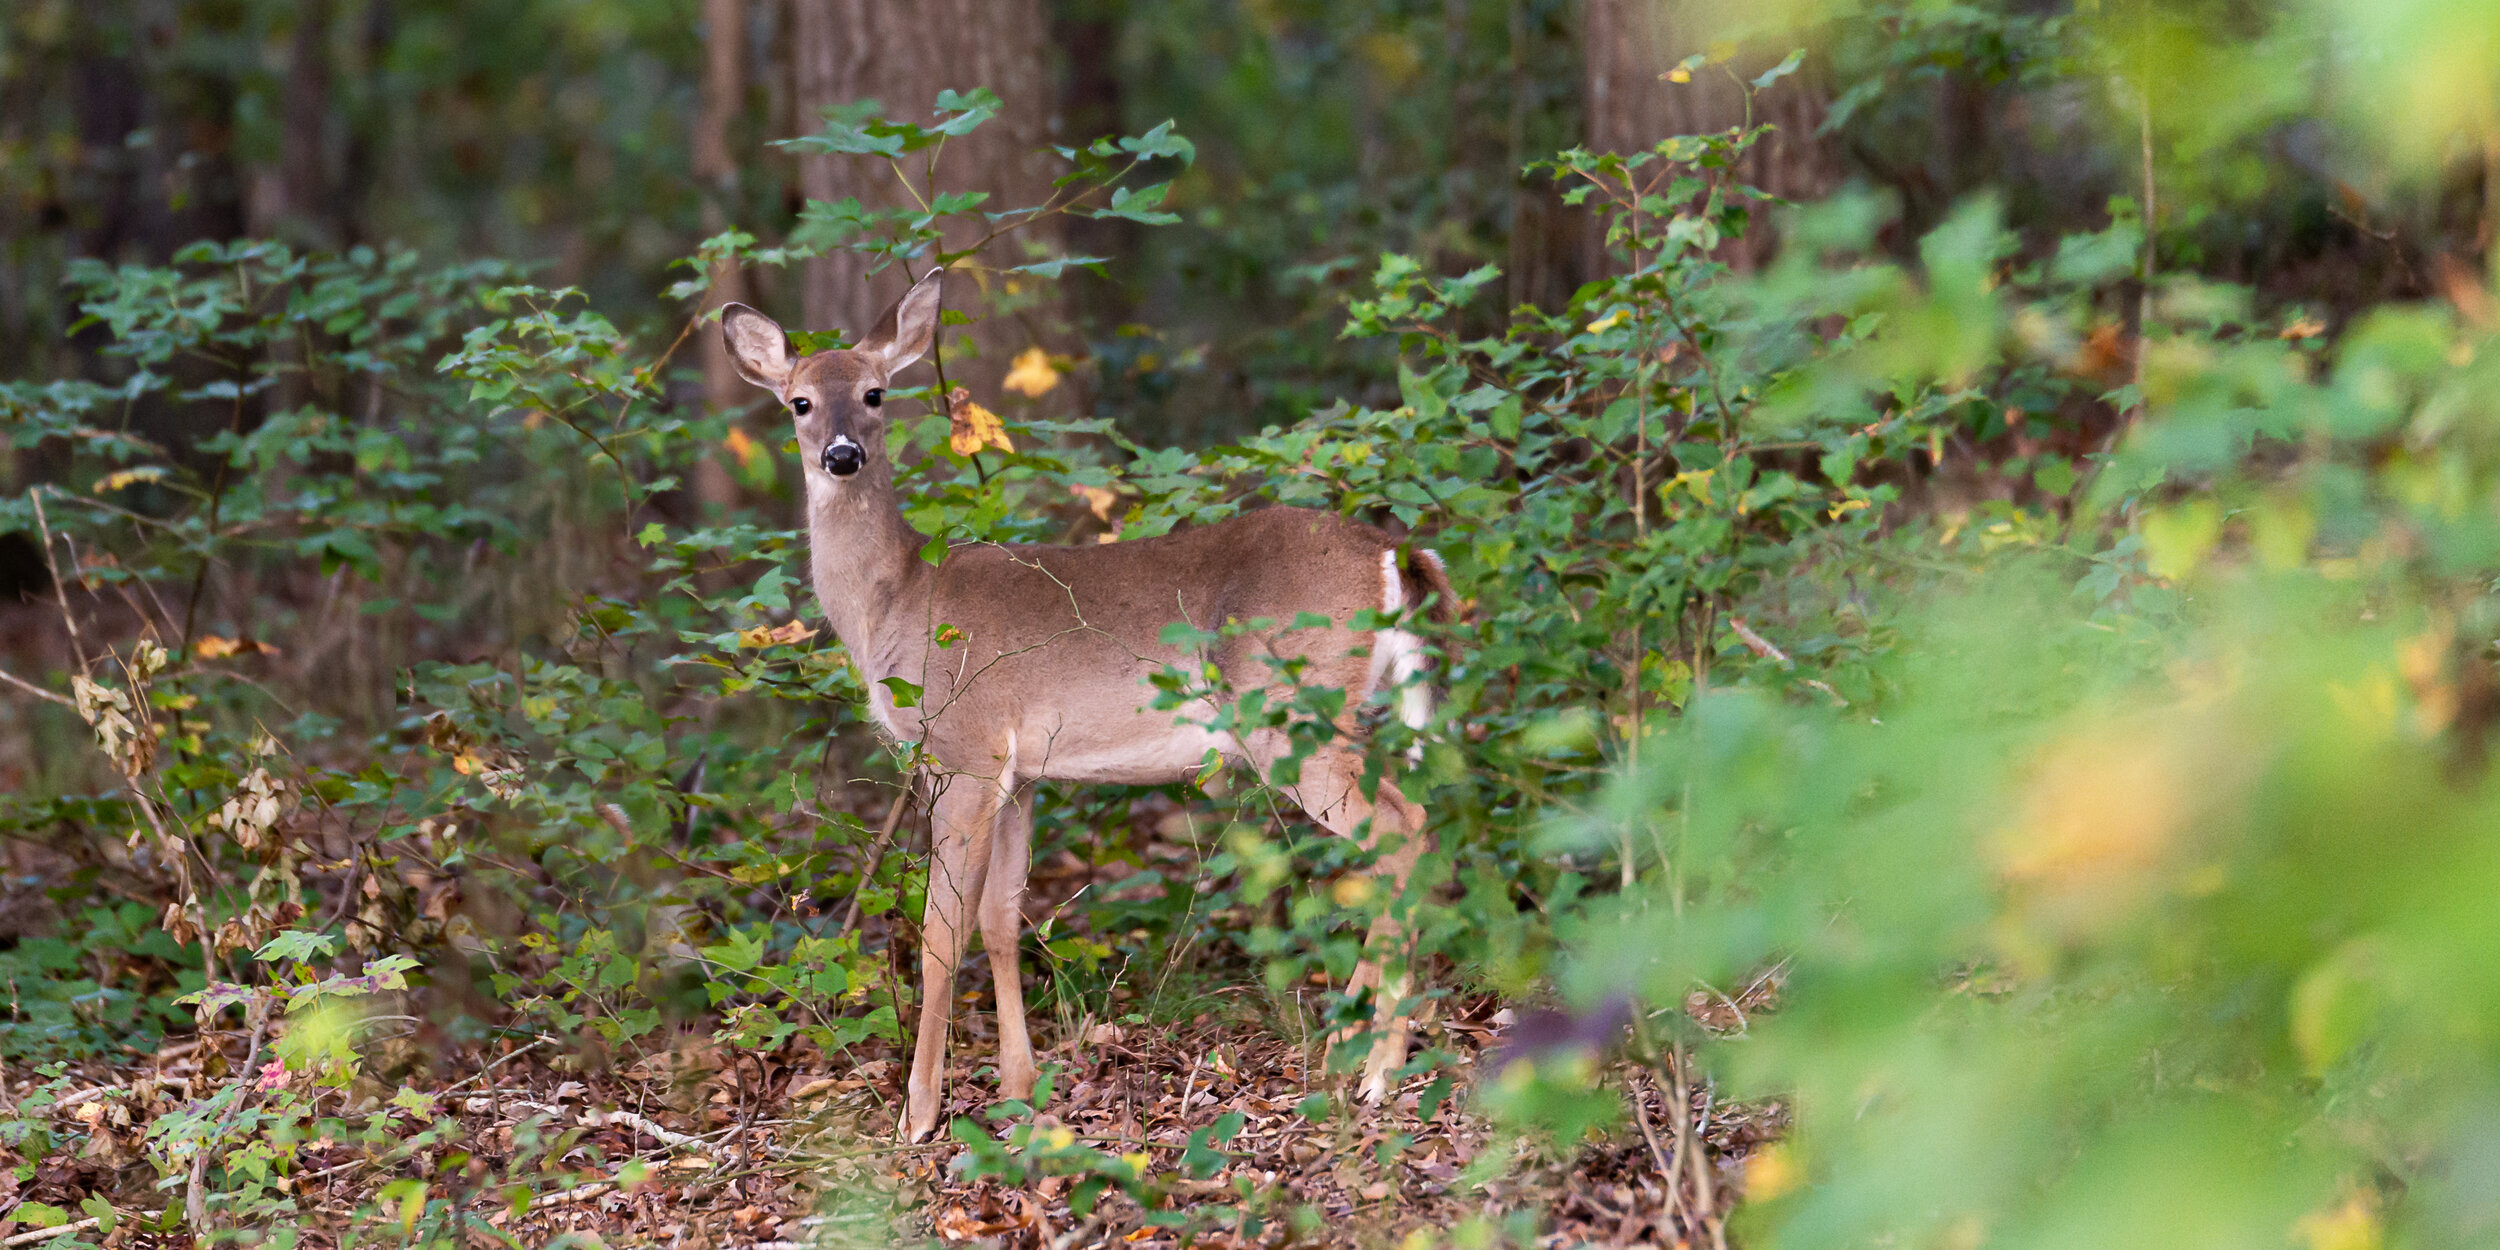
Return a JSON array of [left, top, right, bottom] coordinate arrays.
[[1507, 0, 1586, 314], [693, 0, 749, 514], [788, 0, 1059, 398], [1050, 0, 1133, 342], [1582, 0, 1839, 270], [281, 0, 337, 246]]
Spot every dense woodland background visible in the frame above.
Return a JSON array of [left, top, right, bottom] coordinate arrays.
[[4, 0, 2500, 1246]]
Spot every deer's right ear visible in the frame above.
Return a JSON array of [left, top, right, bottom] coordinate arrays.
[[720, 303, 795, 392]]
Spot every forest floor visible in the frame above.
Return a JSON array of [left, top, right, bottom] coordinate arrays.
[[1, 1001, 1784, 1248]]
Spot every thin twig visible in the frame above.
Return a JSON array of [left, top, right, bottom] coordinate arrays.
[[187, 1001, 274, 1230], [1632, 1068, 1689, 1229], [1727, 617, 1849, 708], [436, 1036, 558, 1097], [28, 490, 88, 670], [0, 667, 71, 708], [838, 786, 915, 932]]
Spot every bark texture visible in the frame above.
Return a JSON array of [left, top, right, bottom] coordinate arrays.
[[789, 0, 1060, 394], [1582, 0, 1840, 269], [694, 0, 750, 511]]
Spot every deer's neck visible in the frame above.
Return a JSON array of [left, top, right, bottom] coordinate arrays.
[[803, 468, 930, 664]]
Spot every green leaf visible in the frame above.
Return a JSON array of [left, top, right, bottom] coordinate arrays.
[[1119, 120, 1195, 164], [14, 1202, 68, 1229], [254, 929, 340, 966], [1751, 49, 1806, 91], [879, 676, 923, 708]]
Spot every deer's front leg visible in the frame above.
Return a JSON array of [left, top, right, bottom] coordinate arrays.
[[903, 778, 999, 1142], [980, 787, 1037, 1103]]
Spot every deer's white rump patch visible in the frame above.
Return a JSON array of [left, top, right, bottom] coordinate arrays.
[[1372, 549, 1435, 757]]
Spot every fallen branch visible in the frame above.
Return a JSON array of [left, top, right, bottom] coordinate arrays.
[[487, 1182, 612, 1227], [3, 1217, 101, 1247], [585, 1108, 707, 1151]]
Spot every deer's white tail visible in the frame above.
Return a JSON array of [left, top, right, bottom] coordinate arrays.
[[1375, 549, 1437, 759]]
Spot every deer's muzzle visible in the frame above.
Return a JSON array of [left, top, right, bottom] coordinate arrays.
[[821, 434, 864, 477]]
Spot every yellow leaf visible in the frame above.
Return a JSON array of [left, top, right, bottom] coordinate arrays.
[[737, 625, 774, 649], [2142, 500, 2223, 581], [2279, 316, 2327, 340], [1070, 484, 1120, 522], [947, 389, 1014, 456], [1665, 66, 1692, 83], [195, 636, 279, 660], [1998, 727, 2184, 887], [1002, 347, 1062, 398], [722, 426, 760, 470], [2295, 1195, 2381, 1250], [764, 619, 817, 647], [96, 466, 167, 493], [2290, 945, 2379, 1078], [1744, 1143, 1801, 1202], [1585, 310, 1626, 334]]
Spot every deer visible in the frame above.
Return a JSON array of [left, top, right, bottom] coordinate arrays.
[[720, 269, 1454, 1141]]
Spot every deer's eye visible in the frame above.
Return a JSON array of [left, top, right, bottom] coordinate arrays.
[[863, 388, 884, 408], [791, 396, 813, 415]]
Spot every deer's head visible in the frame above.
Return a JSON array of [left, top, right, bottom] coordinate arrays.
[[720, 270, 941, 483]]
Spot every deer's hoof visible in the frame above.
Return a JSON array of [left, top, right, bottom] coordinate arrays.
[[899, 1095, 942, 1144], [1357, 1031, 1408, 1104]]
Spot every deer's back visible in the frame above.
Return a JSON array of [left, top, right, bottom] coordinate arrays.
[[885, 508, 1401, 782]]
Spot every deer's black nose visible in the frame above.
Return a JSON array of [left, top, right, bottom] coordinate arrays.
[[821, 436, 864, 477]]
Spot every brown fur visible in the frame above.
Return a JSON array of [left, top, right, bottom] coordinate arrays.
[[723, 274, 1440, 1139]]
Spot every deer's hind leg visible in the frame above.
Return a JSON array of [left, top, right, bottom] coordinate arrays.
[[903, 774, 1003, 1142], [1241, 731, 1432, 1104], [980, 785, 1037, 1103]]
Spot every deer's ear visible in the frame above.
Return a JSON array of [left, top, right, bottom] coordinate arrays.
[[720, 303, 795, 391], [859, 269, 942, 372]]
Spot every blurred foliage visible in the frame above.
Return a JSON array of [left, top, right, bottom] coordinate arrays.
[[4, 0, 2500, 1243]]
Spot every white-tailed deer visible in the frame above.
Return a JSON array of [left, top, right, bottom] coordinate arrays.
[[721, 271, 1451, 1141]]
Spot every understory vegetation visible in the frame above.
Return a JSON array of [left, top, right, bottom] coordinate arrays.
[[6, 0, 2500, 1246]]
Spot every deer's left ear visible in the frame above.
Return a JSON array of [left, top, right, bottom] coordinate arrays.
[[859, 269, 943, 372], [720, 303, 796, 391]]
